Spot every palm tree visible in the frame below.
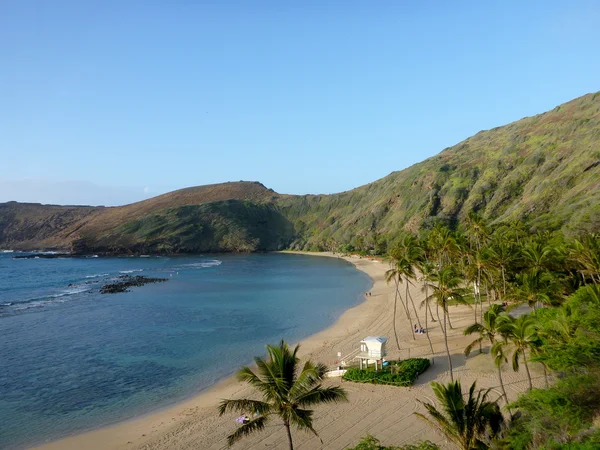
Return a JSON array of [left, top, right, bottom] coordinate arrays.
[[498, 314, 538, 391], [569, 234, 600, 284], [416, 380, 504, 450], [417, 258, 437, 360], [385, 257, 414, 348], [510, 270, 553, 311], [463, 303, 506, 356], [218, 340, 347, 449], [488, 235, 518, 299], [465, 211, 489, 253], [426, 265, 469, 381]]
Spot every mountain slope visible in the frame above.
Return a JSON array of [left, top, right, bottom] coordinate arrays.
[[1, 92, 599, 254], [280, 92, 600, 250]]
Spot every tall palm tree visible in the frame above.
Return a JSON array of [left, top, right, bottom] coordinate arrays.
[[489, 235, 518, 299], [218, 340, 347, 449], [417, 258, 437, 360], [385, 257, 414, 348], [416, 380, 504, 450], [498, 314, 538, 391], [426, 265, 469, 381], [465, 211, 489, 253]]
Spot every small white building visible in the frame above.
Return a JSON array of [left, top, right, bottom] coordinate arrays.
[[355, 336, 388, 371]]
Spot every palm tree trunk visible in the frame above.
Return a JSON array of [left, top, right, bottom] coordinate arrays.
[[393, 279, 401, 350], [401, 282, 415, 340], [427, 300, 436, 322], [497, 365, 509, 406], [443, 306, 453, 382], [407, 281, 422, 328], [447, 309, 454, 329], [502, 266, 507, 298], [523, 357, 533, 391], [425, 288, 435, 364], [284, 422, 294, 450]]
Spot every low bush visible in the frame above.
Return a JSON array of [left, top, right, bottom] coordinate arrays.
[[342, 358, 430, 387]]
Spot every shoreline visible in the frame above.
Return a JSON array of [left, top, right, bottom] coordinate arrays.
[[34, 251, 535, 450]]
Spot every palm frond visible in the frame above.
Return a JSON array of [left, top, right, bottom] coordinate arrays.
[[218, 398, 271, 416], [295, 385, 348, 407], [226, 415, 267, 447]]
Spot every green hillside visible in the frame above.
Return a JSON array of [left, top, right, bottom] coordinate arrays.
[[281, 92, 600, 251], [1, 92, 599, 254]]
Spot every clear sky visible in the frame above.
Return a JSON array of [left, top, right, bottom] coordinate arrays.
[[1, 0, 599, 205]]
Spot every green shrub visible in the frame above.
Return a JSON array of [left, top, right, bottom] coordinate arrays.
[[347, 435, 439, 450], [342, 358, 430, 387]]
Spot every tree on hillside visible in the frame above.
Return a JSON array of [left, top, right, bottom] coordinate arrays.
[[219, 340, 347, 449], [416, 380, 504, 450], [425, 266, 469, 381]]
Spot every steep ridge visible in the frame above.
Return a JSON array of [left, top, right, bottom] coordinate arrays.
[[1, 92, 599, 254]]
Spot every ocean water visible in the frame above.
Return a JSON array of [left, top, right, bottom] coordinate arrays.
[[0, 252, 371, 449]]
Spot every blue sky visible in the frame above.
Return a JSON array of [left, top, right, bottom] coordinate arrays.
[[1, 1, 599, 205]]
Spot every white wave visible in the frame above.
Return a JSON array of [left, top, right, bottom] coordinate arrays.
[[85, 273, 109, 279], [119, 269, 143, 274], [139, 255, 151, 258], [177, 260, 222, 269], [1, 249, 14, 253], [0, 302, 13, 306], [51, 286, 91, 298]]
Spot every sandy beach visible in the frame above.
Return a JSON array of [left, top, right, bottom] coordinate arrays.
[[34, 252, 538, 450]]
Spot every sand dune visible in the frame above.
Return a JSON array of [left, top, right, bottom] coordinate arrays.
[[35, 252, 540, 450]]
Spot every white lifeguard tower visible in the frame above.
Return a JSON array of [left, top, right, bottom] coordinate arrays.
[[355, 336, 388, 371]]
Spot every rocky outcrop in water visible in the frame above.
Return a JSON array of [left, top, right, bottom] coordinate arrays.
[[99, 275, 168, 294]]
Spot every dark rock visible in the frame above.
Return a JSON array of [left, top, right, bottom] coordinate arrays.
[[99, 275, 168, 294]]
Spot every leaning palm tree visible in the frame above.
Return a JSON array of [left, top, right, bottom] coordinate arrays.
[[218, 340, 347, 449], [416, 380, 504, 450], [425, 265, 469, 381], [498, 314, 538, 391]]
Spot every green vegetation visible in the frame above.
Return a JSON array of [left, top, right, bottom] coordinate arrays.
[[348, 435, 439, 450], [342, 358, 430, 386], [416, 380, 504, 450], [353, 212, 600, 449], [218, 340, 347, 449]]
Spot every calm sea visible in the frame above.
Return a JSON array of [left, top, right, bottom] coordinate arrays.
[[0, 252, 371, 449]]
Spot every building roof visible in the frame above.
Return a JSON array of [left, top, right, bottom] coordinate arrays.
[[361, 336, 388, 344]]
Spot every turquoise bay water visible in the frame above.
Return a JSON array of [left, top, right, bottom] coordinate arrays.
[[0, 252, 371, 449]]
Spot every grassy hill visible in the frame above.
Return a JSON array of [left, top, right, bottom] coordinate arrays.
[[282, 92, 600, 251], [1, 92, 599, 254]]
